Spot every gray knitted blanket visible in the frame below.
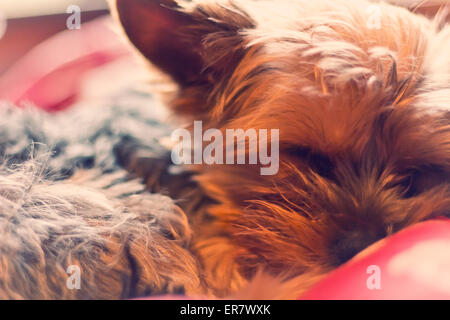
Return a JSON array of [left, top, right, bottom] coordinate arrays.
[[0, 90, 203, 299]]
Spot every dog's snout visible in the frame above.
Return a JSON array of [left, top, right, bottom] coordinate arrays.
[[330, 230, 382, 266]]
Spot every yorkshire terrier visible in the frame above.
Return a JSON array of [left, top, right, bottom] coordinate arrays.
[[0, 0, 449, 299], [113, 0, 450, 298]]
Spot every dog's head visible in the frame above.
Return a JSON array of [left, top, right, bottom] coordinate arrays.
[[114, 0, 450, 272]]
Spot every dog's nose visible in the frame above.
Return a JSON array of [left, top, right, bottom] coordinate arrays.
[[330, 230, 382, 266]]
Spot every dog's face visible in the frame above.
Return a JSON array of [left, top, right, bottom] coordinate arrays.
[[115, 0, 450, 275]]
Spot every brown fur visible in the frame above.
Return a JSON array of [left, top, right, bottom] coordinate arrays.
[[113, 0, 450, 298]]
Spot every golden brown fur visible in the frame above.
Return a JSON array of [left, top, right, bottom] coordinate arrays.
[[113, 0, 450, 298]]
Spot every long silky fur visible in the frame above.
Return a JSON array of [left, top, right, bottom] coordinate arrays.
[[1, 0, 448, 300], [112, 0, 450, 298]]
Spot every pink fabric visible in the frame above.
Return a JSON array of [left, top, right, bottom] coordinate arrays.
[[299, 219, 450, 300], [0, 16, 131, 111]]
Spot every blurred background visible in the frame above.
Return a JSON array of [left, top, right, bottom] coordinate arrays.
[[0, 0, 108, 75], [0, 0, 151, 112]]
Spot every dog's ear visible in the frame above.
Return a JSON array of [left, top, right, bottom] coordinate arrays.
[[113, 0, 205, 86], [112, 0, 254, 87]]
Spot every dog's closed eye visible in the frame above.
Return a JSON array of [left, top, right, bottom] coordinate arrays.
[[397, 171, 417, 198], [288, 146, 335, 179], [398, 167, 449, 198]]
